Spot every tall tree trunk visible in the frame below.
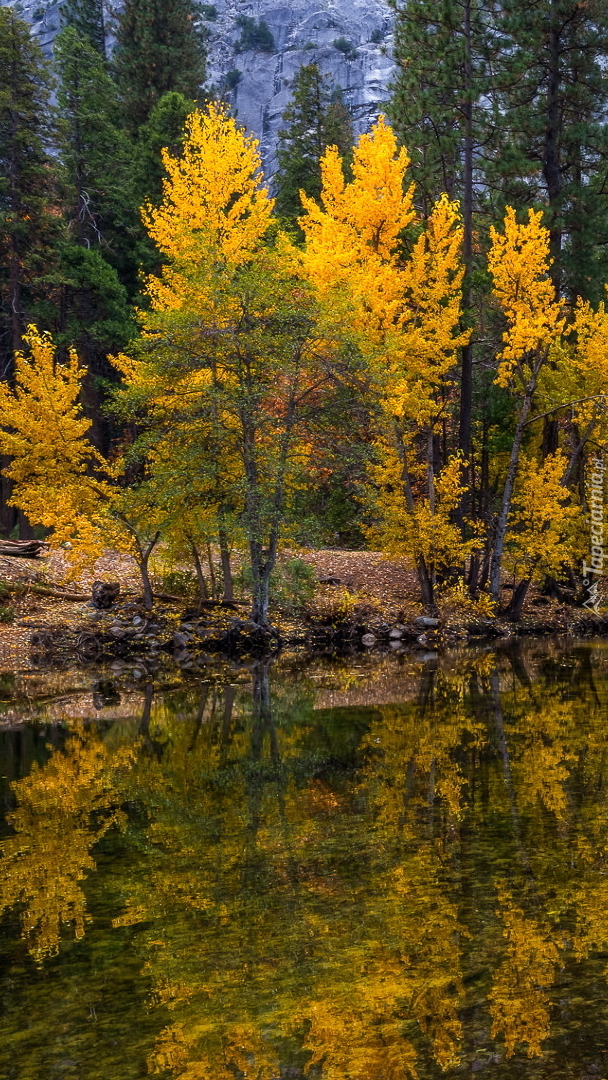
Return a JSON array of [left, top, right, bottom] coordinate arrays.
[[206, 542, 217, 600], [489, 357, 544, 602], [189, 540, 208, 600], [544, 1, 562, 285], [458, 0, 474, 459], [400, 435, 436, 613], [219, 525, 234, 601], [503, 577, 532, 620]]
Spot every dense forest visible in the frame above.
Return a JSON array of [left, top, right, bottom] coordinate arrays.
[[1, 0, 608, 626]]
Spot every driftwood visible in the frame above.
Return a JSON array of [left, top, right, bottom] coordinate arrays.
[[0, 540, 48, 558], [26, 584, 91, 601]]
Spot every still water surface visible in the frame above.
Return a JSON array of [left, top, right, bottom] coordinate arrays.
[[1, 642, 608, 1079]]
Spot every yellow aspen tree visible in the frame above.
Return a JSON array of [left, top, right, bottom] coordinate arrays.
[[502, 451, 583, 618], [117, 103, 354, 628], [0, 327, 161, 606], [487, 208, 565, 604], [0, 327, 111, 562], [299, 118, 469, 610]]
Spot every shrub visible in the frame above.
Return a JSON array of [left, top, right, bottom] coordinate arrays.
[[160, 569, 198, 597], [236, 15, 274, 53], [224, 68, 242, 91], [272, 558, 316, 613], [235, 557, 316, 614], [333, 36, 357, 59], [311, 585, 360, 625], [0, 606, 15, 624]]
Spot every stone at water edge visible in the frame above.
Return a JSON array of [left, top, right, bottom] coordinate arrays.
[[92, 581, 120, 609]]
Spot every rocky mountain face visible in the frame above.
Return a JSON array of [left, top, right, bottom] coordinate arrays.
[[3, 0, 395, 175]]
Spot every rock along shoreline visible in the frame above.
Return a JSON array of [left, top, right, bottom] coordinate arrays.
[[26, 595, 608, 669]]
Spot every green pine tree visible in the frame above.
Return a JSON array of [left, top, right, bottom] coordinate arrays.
[[54, 27, 142, 293], [0, 8, 60, 365], [51, 242, 134, 451], [493, 0, 608, 302], [275, 64, 353, 231], [61, 0, 106, 56], [53, 27, 138, 448], [388, 0, 501, 455], [134, 90, 195, 206], [113, 0, 207, 135], [0, 8, 63, 535]]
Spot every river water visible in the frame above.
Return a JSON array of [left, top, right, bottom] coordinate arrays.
[[1, 640, 608, 1079]]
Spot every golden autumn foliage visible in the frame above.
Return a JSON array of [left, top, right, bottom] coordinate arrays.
[[298, 118, 467, 423], [0, 727, 134, 961], [4, 111, 608, 618], [143, 102, 274, 272], [488, 208, 565, 382], [367, 450, 483, 580], [505, 450, 584, 582], [488, 884, 560, 1059], [0, 328, 111, 567]]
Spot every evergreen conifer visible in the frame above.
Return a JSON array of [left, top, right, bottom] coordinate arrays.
[[54, 27, 142, 293], [0, 9, 60, 366], [275, 64, 353, 230], [61, 0, 106, 56], [114, 0, 206, 135]]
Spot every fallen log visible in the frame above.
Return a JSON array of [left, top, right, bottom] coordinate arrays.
[[0, 540, 48, 558], [26, 584, 91, 601]]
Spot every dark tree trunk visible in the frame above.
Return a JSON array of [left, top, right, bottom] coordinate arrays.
[[190, 541, 208, 601], [219, 526, 234, 601], [458, 0, 474, 461], [502, 577, 532, 620], [544, 1, 562, 284], [489, 356, 544, 602]]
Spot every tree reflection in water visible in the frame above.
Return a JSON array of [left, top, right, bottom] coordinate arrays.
[[2, 644, 608, 1077]]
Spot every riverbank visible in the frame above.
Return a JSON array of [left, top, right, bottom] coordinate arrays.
[[0, 547, 605, 671]]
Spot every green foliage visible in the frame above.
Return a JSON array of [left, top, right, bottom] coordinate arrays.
[[134, 90, 195, 207], [236, 15, 274, 53], [388, 0, 495, 212], [275, 64, 353, 231], [54, 27, 142, 290], [237, 558, 316, 613], [223, 68, 242, 92], [494, 0, 608, 302], [53, 242, 133, 341], [333, 36, 357, 59], [271, 558, 317, 613], [389, 0, 608, 302], [60, 0, 106, 55], [160, 568, 198, 597], [0, 8, 60, 374], [113, 0, 207, 134], [0, 606, 15, 624]]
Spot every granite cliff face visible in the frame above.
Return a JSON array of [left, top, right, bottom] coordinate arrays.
[[3, 0, 395, 175]]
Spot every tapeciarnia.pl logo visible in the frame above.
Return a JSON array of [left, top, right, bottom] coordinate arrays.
[[583, 457, 605, 613]]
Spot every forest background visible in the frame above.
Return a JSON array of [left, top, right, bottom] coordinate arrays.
[[2, 0, 608, 627]]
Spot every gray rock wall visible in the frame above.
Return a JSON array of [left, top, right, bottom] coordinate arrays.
[[3, 0, 396, 177]]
